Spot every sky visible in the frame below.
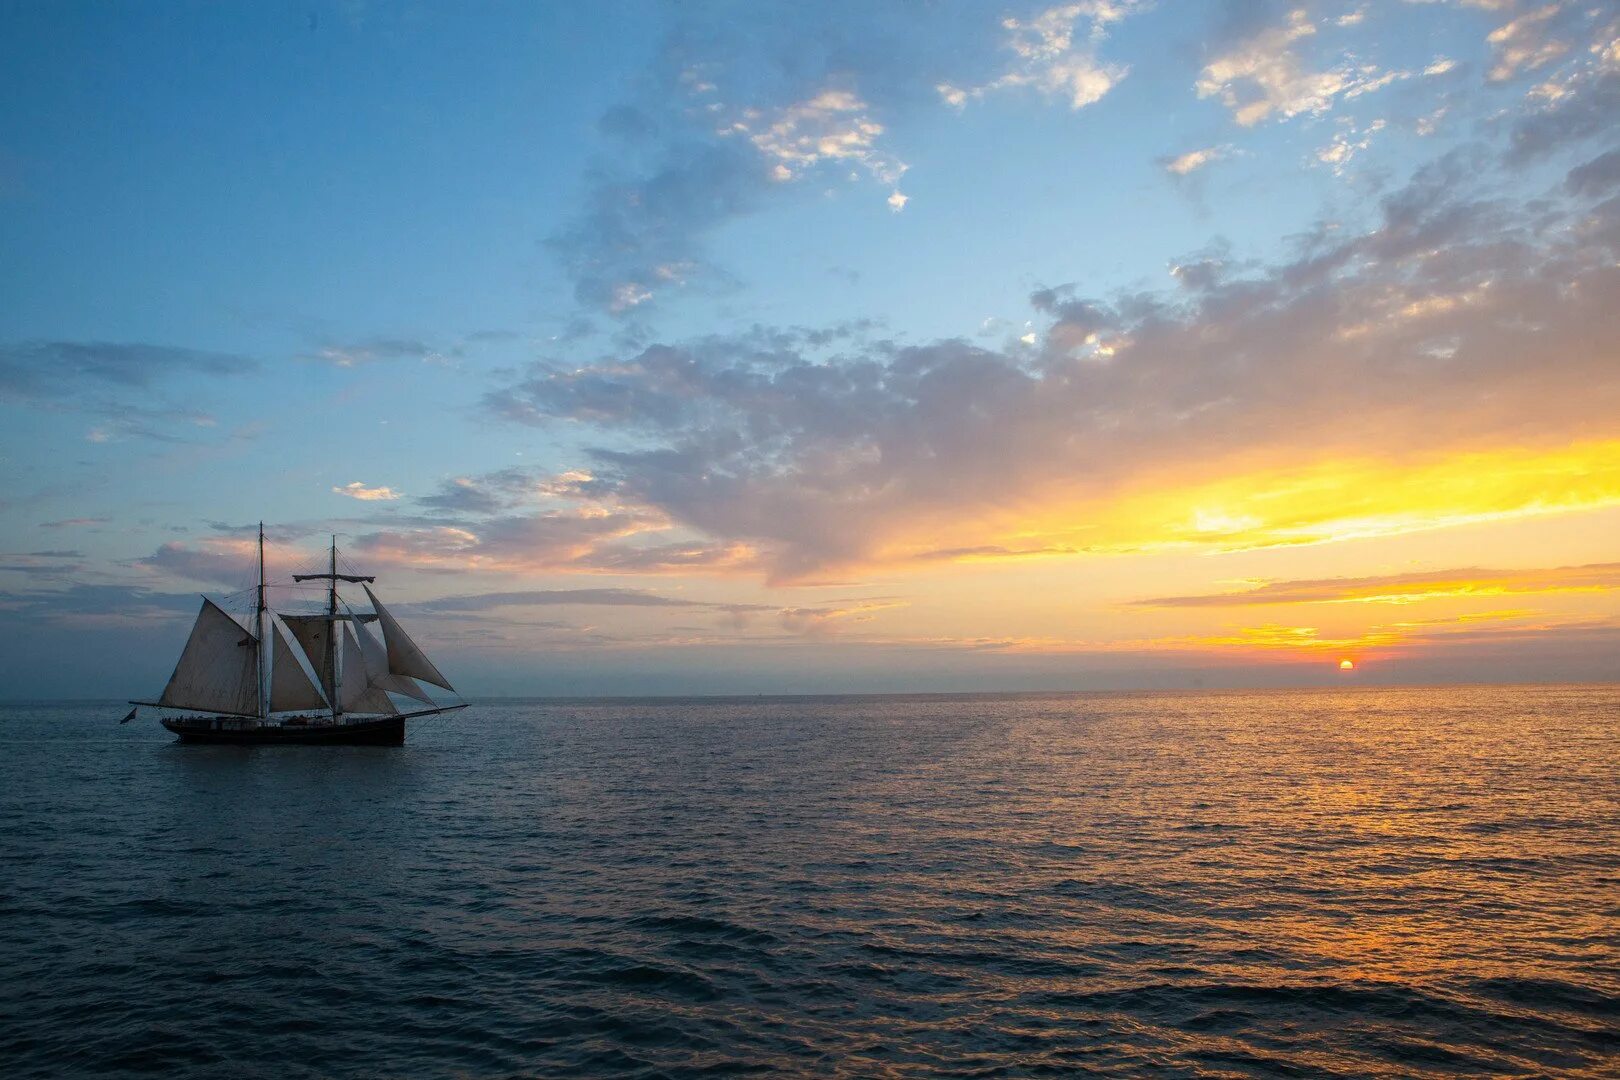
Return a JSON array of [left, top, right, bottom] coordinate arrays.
[[2, 0, 1618, 697]]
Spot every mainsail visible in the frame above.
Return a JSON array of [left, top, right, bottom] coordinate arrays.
[[364, 584, 454, 691], [159, 598, 260, 716]]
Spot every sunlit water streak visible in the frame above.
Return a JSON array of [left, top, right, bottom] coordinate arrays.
[[1, 686, 1616, 1077]]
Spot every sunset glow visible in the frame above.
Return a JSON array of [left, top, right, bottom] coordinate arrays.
[[3, 2, 1619, 694]]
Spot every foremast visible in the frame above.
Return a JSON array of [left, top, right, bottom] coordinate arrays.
[[256, 522, 268, 722]]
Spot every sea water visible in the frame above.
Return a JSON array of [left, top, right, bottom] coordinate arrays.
[[1, 686, 1616, 1077]]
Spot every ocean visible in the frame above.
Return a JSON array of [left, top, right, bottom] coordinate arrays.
[[1, 686, 1616, 1077]]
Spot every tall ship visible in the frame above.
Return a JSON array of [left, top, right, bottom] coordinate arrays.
[[128, 525, 465, 744]]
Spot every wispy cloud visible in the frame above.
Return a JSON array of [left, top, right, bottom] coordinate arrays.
[[1485, 2, 1572, 82], [1195, 9, 1406, 126], [728, 87, 908, 207], [1163, 144, 1231, 176], [937, 2, 1139, 111], [409, 588, 755, 612], [38, 517, 110, 529], [1131, 563, 1620, 608], [333, 482, 403, 502], [0, 341, 253, 400]]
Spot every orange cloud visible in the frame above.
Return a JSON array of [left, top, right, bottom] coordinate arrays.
[[966, 608, 1602, 663], [1133, 561, 1620, 608], [889, 438, 1620, 569]]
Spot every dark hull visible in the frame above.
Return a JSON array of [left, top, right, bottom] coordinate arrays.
[[161, 715, 406, 745]]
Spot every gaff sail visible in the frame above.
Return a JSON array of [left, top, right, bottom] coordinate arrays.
[[158, 599, 260, 716]]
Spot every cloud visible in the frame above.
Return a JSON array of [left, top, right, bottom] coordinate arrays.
[[936, 2, 1137, 111], [570, 539, 759, 575], [1566, 147, 1620, 196], [0, 550, 85, 581], [416, 471, 531, 515], [486, 143, 1620, 583], [0, 341, 254, 402], [1195, 9, 1406, 126], [300, 337, 450, 367], [777, 597, 907, 636], [138, 537, 261, 589], [38, 517, 110, 529], [1163, 144, 1230, 176], [1316, 118, 1386, 174], [333, 482, 403, 501], [545, 5, 958, 317], [350, 508, 671, 576], [545, 3, 1151, 315], [0, 341, 256, 444], [1485, 2, 1571, 82], [1130, 608, 1560, 657], [1131, 563, 1620, 607], [1507, 67, 1620, 164], [730, 87, 909, 205], [411, 588, 754, 612], [0, 583, 200, 631]]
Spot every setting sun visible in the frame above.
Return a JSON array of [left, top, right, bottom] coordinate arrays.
[[1339, 659, 1356, 671]]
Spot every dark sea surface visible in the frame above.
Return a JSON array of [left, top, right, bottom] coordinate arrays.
[[1, 686, 1617, 1078]]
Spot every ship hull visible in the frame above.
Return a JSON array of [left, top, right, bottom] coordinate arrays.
[[161, 715, 406, 745]]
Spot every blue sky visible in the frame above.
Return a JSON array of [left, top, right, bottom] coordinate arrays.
[[3, 0, 1619, 696]]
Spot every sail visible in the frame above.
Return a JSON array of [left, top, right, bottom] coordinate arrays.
[[158, 599, 260, 716], [339, 624, 399, 714], [282, 614, 334, 702], [269, 617, 327, 712], [352, 618, 435, 704], [363, 584, 453, 690]]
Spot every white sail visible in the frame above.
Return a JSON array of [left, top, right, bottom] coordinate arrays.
[[269, 616, 328, 712], [352, 618, 435, 703], [363, 584, 453, 690], [159, 599, 260, 716], [339, 623, 399, 714], [281, 614, 334, 702]]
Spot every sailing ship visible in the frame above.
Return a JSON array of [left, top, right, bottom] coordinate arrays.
[[128, 525, 466, 744]]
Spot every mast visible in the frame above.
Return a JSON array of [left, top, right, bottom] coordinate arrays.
[[290, 546, 377, 721], [330, 535, 340, 723], [257, 522, 268, 722]]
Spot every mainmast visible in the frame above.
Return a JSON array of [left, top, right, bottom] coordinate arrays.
[[291, 538, 375, 724], [257, 522, 268, 722], [329, 535, 340, 722]]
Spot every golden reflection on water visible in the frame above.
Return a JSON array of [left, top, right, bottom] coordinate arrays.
[[1, 686, 1615, 1077]]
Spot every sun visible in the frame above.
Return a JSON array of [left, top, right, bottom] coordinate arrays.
[[1339, 659, 1355, 671]]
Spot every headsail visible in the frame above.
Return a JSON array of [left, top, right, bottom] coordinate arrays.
[[364, 584, 453, 691], [159, 598, 260, 716], [339, 623, 399, 714], [352, 618, 435, 704], [269, 616, 328, 712]]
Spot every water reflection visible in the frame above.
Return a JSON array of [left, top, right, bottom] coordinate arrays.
[[1, 688, 1616, 1077]]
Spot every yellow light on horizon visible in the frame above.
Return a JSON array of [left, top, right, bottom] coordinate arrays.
[[1339, 659, 1356, 671]]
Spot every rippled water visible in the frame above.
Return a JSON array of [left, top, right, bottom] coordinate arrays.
[[2, 686, 1617, 1077]]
